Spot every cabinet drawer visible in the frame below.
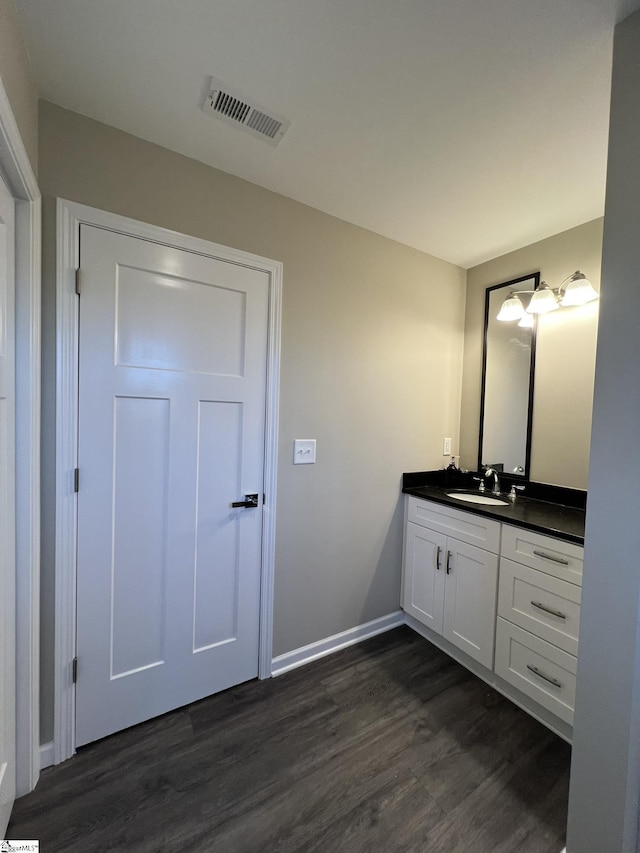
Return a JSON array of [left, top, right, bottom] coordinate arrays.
[[501, 525, 583, 585], [498, 559, 581, 655], [406, 496, 500, 553], [495, 618, 577, 725]]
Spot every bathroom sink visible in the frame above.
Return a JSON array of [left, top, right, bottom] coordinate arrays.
[[445, 491, 509, 506]]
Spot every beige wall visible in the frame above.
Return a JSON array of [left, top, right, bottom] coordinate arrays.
[[460, 218, 602, 488], [0, 0, 38, 175], [38, 100, 466, 741]]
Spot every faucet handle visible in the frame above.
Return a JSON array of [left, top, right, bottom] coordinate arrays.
[[509, 484, 526, 500], [472, 476, 485, 493]]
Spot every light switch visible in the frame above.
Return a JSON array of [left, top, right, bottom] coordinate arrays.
[[293, 439, 316, 464], [443, 437, 452, 456]]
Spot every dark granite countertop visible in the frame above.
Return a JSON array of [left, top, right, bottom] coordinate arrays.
[[402, 473, 586, 546]]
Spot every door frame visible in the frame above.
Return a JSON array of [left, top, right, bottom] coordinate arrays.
[[0, 81, 41, 795], [54, 199, 281, 764]]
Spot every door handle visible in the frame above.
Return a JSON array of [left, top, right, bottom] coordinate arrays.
[[231, 493, 259, 508], [446, 550, 452, 574], [436, 545, 442, 570]]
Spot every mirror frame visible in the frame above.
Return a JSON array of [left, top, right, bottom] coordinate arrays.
[[477, 271, 540, 479]]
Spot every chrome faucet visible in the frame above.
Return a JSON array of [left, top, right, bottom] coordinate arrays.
[[483, 467, 501, 495]]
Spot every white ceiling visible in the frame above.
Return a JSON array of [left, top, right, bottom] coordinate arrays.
[[15, 0, 640, 267]]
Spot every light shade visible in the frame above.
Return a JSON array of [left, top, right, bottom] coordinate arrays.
[[497, 293, 525, 321], [559, 271, 599, 307], [518, 312, 534, 328], [526, 282, 559, 315]]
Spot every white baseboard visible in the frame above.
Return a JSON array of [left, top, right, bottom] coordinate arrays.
[[271, 610, 404, 677], [39, 740, 54, 770]]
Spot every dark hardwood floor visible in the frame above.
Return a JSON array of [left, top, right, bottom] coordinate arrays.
[[9, 627, 570, 852]]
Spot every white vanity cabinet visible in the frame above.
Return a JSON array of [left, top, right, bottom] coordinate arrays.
[[402, 494, 584, 739], [403, 497, 499, 669]]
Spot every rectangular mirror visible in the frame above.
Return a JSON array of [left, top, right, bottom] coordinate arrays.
[[478, 273, 540, 478]]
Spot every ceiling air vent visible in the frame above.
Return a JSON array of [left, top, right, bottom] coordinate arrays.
[[202, 76, 291, 146]]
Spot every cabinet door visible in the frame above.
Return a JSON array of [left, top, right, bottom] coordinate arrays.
[[442, 539, 498, 669], [403, 522, 446, 633]]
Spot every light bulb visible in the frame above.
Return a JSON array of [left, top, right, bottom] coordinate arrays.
[[526, 282, 559, 315], [496, 293, 525, 321], [560, 271, 599, 306]]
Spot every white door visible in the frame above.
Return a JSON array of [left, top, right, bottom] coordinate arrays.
[[76, 225, 269, 747], [402, 522, 446, 633], [0, 175, 16, 832], [442, 540, 498, 669]]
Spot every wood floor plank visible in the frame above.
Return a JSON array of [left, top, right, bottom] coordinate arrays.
[[8, 627, 570, 852], [201, 723, 435, 852], [415, 726, 570, 852]]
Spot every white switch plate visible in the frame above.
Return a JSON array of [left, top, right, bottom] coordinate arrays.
[[293, 439, 316, 464], [443, 437, 452, 456]]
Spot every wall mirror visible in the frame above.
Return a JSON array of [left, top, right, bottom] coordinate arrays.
[[478, 272, 540, 478]]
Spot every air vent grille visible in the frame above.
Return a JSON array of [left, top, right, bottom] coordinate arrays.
[[213, 91, 251, 123], [246, 109, 282, 139], [202, 76, 291, 146]]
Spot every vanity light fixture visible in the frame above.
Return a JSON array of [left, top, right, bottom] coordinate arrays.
[[526, 281, 559, 315], [496, 292, 525, 321], [496, 270, 598, 321], [558, 271, 599, 307]]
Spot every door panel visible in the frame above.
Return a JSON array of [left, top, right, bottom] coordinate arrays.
[[0, 175, 15, 835], [76, 225, 269, 746], [193, 400, 243, 651], [111, 395, 169, 677], [402, 522, 446, 633], [115, 263, 247, 375]]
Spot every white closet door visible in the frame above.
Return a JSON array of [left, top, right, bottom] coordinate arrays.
[[75, 224, 269, 746]]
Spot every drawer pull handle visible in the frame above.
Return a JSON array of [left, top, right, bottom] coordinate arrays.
[[533, 549, 570, 566], [446, 550, 452, 574], [530, 600, 567, 620], [435, 545, 442, 571], [526, 664, 562, 689]]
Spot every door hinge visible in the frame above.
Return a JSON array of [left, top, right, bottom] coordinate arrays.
[[72, 657, 78, 684], [74, 468, 80, 492], [75, 267, 81, 296]]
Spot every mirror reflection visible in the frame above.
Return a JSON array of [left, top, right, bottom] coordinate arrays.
[[479, 273, 539, 478]]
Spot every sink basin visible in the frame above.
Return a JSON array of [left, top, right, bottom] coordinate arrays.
[[445, 491, 509, 506]]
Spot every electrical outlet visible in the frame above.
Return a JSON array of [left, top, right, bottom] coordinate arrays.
[[443, 437, 452, 456]]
